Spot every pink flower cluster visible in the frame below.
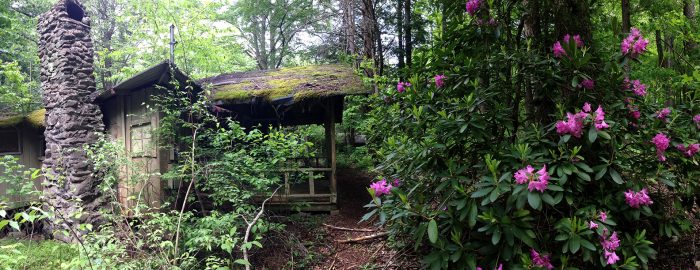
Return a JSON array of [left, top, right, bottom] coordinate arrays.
[[396, 81, 411, 93], [552, 34, 584, 58], [623, 78, 647, 96], [563, 34, 584, 48], [593, 105, 609, 130], [600, 229, 621, 265], [466, 0, 480, 16], [514, 165, 550, 192], [656, 107, 671, 121], [579, 79, 595, 90], [552, 41, 566, 58], [624, 188, 653, 208], [676, 143, 700, 157], [589, 211, 607, 230], [621, 28, 649, 57], [651, 133, 670, 161], [531, 249, 554, 270], [369, 178, 394, 196], [628, 105, 641, 120], [556, 103, 609, 137], [694, 114, 700, 128], [556, 111, 587, 137], [434, 74, 446, 88]]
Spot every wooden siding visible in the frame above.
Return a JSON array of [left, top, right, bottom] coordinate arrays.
[[0, 125, 44, 208], [102, 87, 164, 210]]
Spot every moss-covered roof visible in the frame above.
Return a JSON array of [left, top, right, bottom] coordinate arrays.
[[0, 108, 45, 128], [200, 64, 369, 103]]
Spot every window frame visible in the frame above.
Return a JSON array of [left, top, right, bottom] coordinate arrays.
[[129, 122, 156, 158], [0, 128, 22, 155]]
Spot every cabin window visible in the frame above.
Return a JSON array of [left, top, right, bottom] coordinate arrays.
[[130, 123, 154, 157], [0, 129, 20, 154]]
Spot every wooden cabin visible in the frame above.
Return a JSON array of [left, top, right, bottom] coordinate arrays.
[[95, 61, 201, 209], [0, 109, 46, 208], [200, 64, 368, 211], [0, 62, 369, 212]]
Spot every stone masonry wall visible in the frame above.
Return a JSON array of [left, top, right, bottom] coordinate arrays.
[[38, 0, 106, 242]]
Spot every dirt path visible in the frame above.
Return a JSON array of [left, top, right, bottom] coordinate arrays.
[[256, 168, 419, 270], [312, 168, 416, 270]]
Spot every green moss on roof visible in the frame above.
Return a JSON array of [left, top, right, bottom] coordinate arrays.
[[0, 108, 46, 128], [26, 109, 45, 128], [0, 115, 25, 128], [204, 64, 368, 103]]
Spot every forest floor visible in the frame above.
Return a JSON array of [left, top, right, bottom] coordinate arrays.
[[255, 167, 421, 270]]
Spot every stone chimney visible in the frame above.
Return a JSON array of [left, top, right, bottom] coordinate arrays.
[[38, 0, 106, 242]]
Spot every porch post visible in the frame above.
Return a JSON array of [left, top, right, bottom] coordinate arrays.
[[324, 101, 337, 204]]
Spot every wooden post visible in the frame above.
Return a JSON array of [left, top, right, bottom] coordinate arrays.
[[324, 101, 337, 204]]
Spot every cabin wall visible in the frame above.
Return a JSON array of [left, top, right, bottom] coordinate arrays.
[[0, 125, 44, 208], [102, 87, 166, 210]]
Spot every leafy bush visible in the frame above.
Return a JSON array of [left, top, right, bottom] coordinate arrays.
[[361, 6, 699, 270]]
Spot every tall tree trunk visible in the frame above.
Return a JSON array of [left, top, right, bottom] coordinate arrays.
[[656, 30, 665, 67], [403, 0, 412, 67], [375, 15, 384, 76], [554, 0, 592, 42], [397, 0, 404, 70], [341, 0, 356, 57], [665, 34, 674, 68], [621, 0, 631, 34], [38, 0, 107, 243], [360, 0, 376, 78], [684, 0, 697, 53]]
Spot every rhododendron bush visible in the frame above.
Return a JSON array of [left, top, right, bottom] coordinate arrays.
[[358, 1, 700, 269]]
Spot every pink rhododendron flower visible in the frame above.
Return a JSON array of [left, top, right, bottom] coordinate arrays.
[[531, 249, 554, 270], [369, 178, 393, 196], [628, 106, 641, 120], [605, 250, 620, 265], [434, 74, 446, 88], [600, 211, 607, 222], [466, 0, 480, 16], [552, 41, 566, 58], [579, 79, 595, 90], [656, 107, 671, 121], [621, 27, 649, 57], [694, 114, 700, 128], [563, 34, 584, 48], [556, 112, 588, 138], [514, 165, 534, 184], [600, 229, 621, 265], [594, 105, 609, 130], [676, 143, 700, 157], [589, 221, 599, 229], [582, 102, 592, 113], [651, 133, 670, 161], [514, 165, 549, 193], [624, 188, 653, 208], [631, 80, 647, 96], [396, 81, 411, 93]]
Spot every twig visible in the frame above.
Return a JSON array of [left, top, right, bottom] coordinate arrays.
[[369, 241, 386, 262], [323, 223, 377, 232], [337, 232, 388, 243], [174, 127, 199, 259], [328, 253, 337, 270], [243, 185, 282, 270]]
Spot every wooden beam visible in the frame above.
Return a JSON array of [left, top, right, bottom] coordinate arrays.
[[324, 101, 337, 204]]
